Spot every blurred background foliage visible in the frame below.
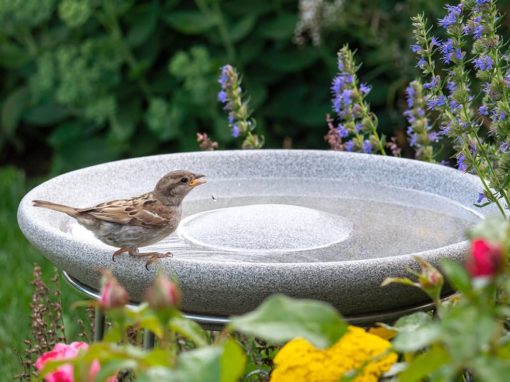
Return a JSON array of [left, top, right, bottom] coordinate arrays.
[[0, 0, 471, 176], [3, 0, 510, 377]]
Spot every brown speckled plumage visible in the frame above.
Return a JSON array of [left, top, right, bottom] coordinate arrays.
[[33, 170, 206, 269]]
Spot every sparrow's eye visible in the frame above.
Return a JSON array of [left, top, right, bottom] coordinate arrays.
[[180, 177, 189, 184]]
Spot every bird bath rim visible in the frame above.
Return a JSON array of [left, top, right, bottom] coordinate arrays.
[[18, 149, 488, 269], [17, 150, 497, 316]]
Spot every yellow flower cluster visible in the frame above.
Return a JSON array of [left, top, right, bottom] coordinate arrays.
[[270, 326, 397, 382]]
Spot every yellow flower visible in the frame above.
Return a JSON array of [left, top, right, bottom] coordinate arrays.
[[270, 326, 397, 382], [368, 326, 397, 341]]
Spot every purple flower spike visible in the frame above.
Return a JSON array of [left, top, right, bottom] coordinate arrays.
[[457, 154, 467, 171], [474, 55, 494, 71], [337, 124, 349, 138], [360, 83, 372, 95], [218, 90, 227, 103], [438, 4, 463, 29], [231, 124, 240, 138], [440, 39, 454, 64], [362, 140, 372, 154]]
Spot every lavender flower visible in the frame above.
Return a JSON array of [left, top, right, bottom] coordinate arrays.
[[438, 4, 463, 29], [217, 64, 263, 148], [474, 55, 494, 71], [403, 80, 436, 162], [362, 140, 372, 154], [326, 45, 386, 154], [426, 95, 446, 110], [457, 154, 467, 171], [344, 140, 354, 151]]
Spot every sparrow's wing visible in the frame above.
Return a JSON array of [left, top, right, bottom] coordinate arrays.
[[79, 193, 169, 226]]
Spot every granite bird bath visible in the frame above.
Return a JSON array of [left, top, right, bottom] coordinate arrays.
[[18, 150, 496, 321]]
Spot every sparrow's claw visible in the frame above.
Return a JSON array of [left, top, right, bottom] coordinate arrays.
[[142, 252, 173, 270], [112, 247, 129, 262]]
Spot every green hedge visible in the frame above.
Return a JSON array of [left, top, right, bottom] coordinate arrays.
[[2, 0, 507, 174]]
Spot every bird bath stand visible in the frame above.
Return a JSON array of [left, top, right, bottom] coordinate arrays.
[[18, 150, 496, 330]]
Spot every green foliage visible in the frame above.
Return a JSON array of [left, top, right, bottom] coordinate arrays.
[[386, 217, 510, 381], [229, 294, 347, 349], [0, 167, 89, 378], [37, 279, 347, 381], [1, 0, 459, 174]]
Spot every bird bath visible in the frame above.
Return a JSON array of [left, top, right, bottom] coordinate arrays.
[[18, 150, 496, 321]]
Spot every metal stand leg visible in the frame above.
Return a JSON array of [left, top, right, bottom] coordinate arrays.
[[94, 307, 106, 341], [143, 330, 155, 349]]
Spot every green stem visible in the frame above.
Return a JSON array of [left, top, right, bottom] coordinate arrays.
[[356, 96, 386, 155]]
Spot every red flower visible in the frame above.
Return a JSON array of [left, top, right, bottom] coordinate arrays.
[[467, 238, 504, 277], [99, 270, 129, 309], [35, 342, 115, 382]]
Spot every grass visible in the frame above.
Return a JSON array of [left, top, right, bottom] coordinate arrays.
[[0, 167, 89, 379]]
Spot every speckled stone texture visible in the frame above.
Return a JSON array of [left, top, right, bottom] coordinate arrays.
[[18, 150, 499, 316]]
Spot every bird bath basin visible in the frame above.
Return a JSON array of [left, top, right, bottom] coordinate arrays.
[[18, 150, 496, 319]]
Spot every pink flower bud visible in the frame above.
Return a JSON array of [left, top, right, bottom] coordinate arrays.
[[467, 238, 504, 277], [99, 270, 129, 309], [146, 274, 181, 310], [35, 342, 116, 382]]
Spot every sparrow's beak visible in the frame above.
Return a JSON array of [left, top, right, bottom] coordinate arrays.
[[189, 174, 206, 187]]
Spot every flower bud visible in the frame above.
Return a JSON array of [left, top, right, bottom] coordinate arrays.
[[467, 238, 504, 277], [146, 274, 181, 310], [99, 270, 129, 309], [414, 256, 444, 303]]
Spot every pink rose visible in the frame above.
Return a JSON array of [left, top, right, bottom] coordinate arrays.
[[467, 238, 504, 277], [35, 342, 116, 382]]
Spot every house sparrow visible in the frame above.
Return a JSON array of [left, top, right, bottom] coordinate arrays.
[[33, 171, 206, 269]]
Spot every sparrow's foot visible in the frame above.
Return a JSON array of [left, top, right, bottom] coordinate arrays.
[[124, 250, 173, 270], [141, 252, 173, 270], [112, 247, 129, 262]]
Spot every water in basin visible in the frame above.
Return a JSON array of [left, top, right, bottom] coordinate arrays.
[[64, 178, 481, 264]]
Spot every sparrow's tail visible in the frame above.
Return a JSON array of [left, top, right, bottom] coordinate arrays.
[[32, 200, 79, 216]]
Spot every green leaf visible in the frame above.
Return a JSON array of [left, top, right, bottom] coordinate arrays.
[[228, 15, 257, 43], [174, 346, 222, 382], [220, 339, 246, 382], [95, 359, 136, 381], [110, 98, 141, 141], [2, 87, 29, 136], [126, 1, 159, 47], [398, 347, 451, 382], [23, 103, 70, 126], [223, 1, 273, 17], [0, 42, 31, 68], [392, 325, 440, 352], [169, 316, 208, 347], [440, 304, 497, 362], [439, 259, 472, 295], [228, 294, 347, 348], [394, 311, 432, 331], [164, 11, 219, 34], [472, 356, 510, 382], [258, 14, 298, 40], [381, 277, 418, 288], [260, 48, 320, 73], [467, 216, 508, 243], [143, 348, 175, 367]]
